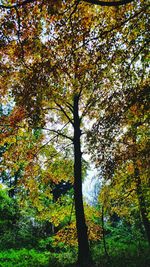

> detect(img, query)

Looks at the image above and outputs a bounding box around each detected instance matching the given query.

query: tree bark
[73,94,91,267]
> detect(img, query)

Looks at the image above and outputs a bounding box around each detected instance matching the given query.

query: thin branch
[34,134,59,157]
[72,6,145,53]
[113,188,136,205]
[0,122,73,141]
[49,129,73,141]
[43,104,74,114]
[123,188,136,200]
[38,122,73,141]
[80,77,103,119]
[128,41,149,69]
[42,107,61,112]
[42,121,70,131]
[90,7,145,41]
[66,102,74,113]
[41,142,73,166]
[55,101,74,126]
[82,0,134,6]
[68,0,80,20]
[81,96,96,119]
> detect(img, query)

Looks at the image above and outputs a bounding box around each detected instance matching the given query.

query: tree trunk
[101,206,109,257]
[73,94,91,267]
[134,166,150,246]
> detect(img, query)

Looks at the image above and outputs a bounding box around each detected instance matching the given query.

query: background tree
[89,78,150,243]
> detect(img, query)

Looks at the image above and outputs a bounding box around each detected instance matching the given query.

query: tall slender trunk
[9,171,18,198]
[101,206,109,257]
[73,94,91,267]
[134,166,150,246]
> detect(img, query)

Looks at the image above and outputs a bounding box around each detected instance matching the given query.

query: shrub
[0,249,50,267]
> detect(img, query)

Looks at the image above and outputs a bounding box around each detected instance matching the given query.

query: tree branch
[82,0,134,6]
[89,7,145,43]
[43,128,73,142]
[81,96,97,119]
[68,0,80,20]
[41,142,73,165]
[0,0,134,9]
[55,101,74,126]
[66,102,74,113]
[0,123,73,141]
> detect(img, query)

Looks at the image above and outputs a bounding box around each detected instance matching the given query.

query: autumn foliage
[0,0,150,266]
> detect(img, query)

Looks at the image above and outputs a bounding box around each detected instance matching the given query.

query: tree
[90,79,150,244]
[0,0,149,265]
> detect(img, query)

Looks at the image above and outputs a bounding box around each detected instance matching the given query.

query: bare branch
[82,0,134,6]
